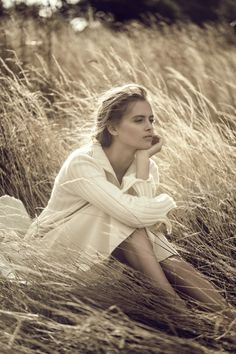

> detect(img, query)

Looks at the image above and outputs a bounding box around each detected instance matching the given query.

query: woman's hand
[135,134,163,179]
[136,134,164,158]
[148,135,164,157]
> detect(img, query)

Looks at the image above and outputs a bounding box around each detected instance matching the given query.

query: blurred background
[1,0,236,29]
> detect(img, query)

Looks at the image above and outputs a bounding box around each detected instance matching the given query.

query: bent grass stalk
[0,17,235,353]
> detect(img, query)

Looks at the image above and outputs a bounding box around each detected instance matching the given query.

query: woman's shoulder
[61,142,101,174]
[68,143,94,159]
[54,145,99,183]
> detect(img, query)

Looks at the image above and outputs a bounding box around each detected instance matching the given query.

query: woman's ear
[107,122,118,136]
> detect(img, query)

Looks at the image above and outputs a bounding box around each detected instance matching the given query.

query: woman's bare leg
[112,228,183,303]
[160,255,232,313]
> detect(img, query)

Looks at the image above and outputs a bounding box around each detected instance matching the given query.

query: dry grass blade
[0,17,235,353]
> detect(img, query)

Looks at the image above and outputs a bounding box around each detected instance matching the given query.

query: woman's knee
[122,228,156,263]
[123,228,152,250]
[111,228,143,262]
[111,228,155,269]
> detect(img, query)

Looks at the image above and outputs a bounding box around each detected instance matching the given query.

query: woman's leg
[160,255,231,312]
[111,228,184,304]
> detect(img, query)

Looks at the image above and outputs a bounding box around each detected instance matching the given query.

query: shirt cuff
[155,216,173,235]
[154,193,177,234]
[121,173,156,197]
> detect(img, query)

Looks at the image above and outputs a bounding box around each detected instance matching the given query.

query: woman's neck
[103,142,135,177]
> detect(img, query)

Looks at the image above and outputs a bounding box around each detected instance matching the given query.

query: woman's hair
[91,83,152,147]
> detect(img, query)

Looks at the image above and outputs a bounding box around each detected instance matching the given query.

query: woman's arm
[62,154,176,229]
[134,139,174,234]
[135,152,150,180]
[121,158,158,198]
[131,135,164,198]
[135,134,163,180]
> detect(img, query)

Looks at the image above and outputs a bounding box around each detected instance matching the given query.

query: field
[0,15,236,353]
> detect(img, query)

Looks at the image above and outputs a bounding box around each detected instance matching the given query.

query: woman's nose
[145,121,153,131]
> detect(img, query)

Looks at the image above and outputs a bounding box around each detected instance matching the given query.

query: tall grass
[0,15,236,352]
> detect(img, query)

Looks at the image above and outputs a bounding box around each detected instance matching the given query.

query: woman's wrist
[135,153,149,180]
[135,150,150,159]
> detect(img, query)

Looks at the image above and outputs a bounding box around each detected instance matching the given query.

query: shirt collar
[91,140,136,181]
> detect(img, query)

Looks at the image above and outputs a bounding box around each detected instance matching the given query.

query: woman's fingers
[152,135,160,145]
[147,135,164,156]
[135,135,165,157]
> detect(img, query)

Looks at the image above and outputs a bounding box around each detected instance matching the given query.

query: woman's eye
[135,118,155,123]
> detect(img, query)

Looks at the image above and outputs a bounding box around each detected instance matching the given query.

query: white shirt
[25,140,179,268]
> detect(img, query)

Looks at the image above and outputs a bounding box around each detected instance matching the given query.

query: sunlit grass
[0,15,235,353]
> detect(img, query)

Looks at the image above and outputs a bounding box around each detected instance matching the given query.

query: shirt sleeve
[121,158,159,198]
[121,159,173,234]
[62,154,177,229]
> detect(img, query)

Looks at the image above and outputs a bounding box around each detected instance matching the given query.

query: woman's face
[110,100,156,150]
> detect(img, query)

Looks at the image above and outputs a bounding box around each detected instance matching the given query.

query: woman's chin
[136,143,151,150]
[143,140,152,146]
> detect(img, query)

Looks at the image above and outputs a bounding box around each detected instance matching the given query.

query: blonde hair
[91,83,151,147]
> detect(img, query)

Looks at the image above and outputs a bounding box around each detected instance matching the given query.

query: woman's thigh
[111,227,179,267]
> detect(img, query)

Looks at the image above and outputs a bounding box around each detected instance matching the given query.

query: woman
[24,83,232,314]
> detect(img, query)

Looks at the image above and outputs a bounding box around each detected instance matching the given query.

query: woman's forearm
[135,153,150,180]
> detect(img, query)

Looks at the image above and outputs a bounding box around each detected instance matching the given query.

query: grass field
[0,15,236,353]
